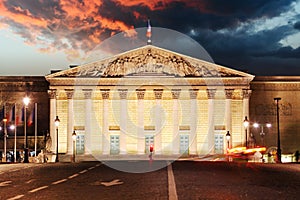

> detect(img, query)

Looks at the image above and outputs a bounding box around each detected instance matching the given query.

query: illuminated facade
[46,45,255,157]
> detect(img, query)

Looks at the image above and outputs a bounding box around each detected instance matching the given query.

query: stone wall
[250,76,300,154]
[0,76,49,152]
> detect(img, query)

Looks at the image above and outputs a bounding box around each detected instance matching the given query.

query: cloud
[0,0,299,75]
[294,21,300,30]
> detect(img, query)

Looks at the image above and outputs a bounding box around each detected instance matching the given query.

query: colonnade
[48,88,251,155]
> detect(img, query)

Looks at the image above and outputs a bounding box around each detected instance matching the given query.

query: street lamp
[23,96,30,163]
[54,116,60,162]
[274,97,281,163]
[243,116,249,148]
[3,118,7,162]
[226,131,231,149]
[253,122,271,146]
[72,130,77,163]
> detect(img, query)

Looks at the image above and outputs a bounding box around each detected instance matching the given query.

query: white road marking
[26,179,35,184]
[68,173,79,179]
[7,194,24,200]
[79,169,88,174]
[101,179,123,187]
[5,163,102,199]
[52,179,67,185]
[0,181,12,187]
[167,163,178,200]
[29,185,48,193]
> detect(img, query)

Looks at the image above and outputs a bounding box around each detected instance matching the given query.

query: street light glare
[266,123,272,128]
[23,97,30,106]
[54,116,60,127]
[10,125,15,130]
[72,130,77,141]
[253,123,259,128]
[243,117,249,128]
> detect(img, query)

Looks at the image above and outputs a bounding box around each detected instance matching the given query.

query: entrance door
[76,134,85,154]
[110,135,120,155]
[180,135,189,155]
[145,135,154,153]
[214,134,224,154]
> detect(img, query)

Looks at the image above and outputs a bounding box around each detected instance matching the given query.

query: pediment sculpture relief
[59,47,242,78]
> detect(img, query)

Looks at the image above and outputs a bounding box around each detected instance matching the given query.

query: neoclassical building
[45,45,255,157]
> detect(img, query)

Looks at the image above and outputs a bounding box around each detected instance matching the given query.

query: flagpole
[34,103,37,157]
[3,104,7,162]
[14,103,17,162]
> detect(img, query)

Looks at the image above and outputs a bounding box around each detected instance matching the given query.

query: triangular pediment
[46,45,254,79]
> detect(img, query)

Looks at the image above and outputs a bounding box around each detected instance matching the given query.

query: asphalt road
[0,161,299,200]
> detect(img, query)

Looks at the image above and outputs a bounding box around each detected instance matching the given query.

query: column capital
[101,89,110,99]
[242,89,252,99]
[153,89,163,99]
[206,89,216,99]
[136,89,146,100]
[83,89,93,99]
[118,89,128,99]
[171,89,181,99]
[225,89,234,99]
[48,89,57,99]
[189,89,199,99]
[65,89,74,99]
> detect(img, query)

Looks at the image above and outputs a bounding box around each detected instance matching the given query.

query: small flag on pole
[8,105,15,123]
[16,107,24,126]
[146,19,152,44]
[0,105,4,121]
[28,107,35,127]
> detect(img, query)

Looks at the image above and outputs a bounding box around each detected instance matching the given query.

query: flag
[8,105,15,123]
[28,107,35,126]
[16,107,24,126]
[146,19,151,38]
[0,105,4,121]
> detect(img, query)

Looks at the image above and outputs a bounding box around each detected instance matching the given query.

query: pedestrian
[294,150,299,163]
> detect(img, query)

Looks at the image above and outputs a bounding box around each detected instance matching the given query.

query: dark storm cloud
[0,0,299,75]
[294,21,300,30]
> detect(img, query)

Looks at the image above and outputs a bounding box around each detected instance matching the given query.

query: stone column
[83,89,92,154]
[101,89,110,155]
[225,89,234,148]
[154,89,163,154]
[172,89,181,155]
[207,89,216,154]
[136,89,146,154]
[65,89,74,154]
[118,89,128,155]
[48,89,57,153]
[242,89,251,146]
[189,89,198,155]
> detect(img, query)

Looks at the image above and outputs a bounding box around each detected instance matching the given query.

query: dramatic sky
[0,0,300,75]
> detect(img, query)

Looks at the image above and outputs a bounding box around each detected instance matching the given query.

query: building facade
[1,46,299,159]
[46,45,254,157]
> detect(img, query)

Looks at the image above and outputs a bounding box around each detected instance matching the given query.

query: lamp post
[243,116,249,148]
[253,122,271,146]
[226,131,231,149]
[54,116,60,162]
[23,96,30,163]
[72,130,77,163]
[274,97,281,163]
[3,118,7,162]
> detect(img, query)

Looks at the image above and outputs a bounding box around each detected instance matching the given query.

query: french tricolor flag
[16,107,24,126]
[146,19,151,38]
[28,107,35,127]
[8,105,15,123]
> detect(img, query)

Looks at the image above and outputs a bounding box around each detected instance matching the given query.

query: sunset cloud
[0,0,299,75]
